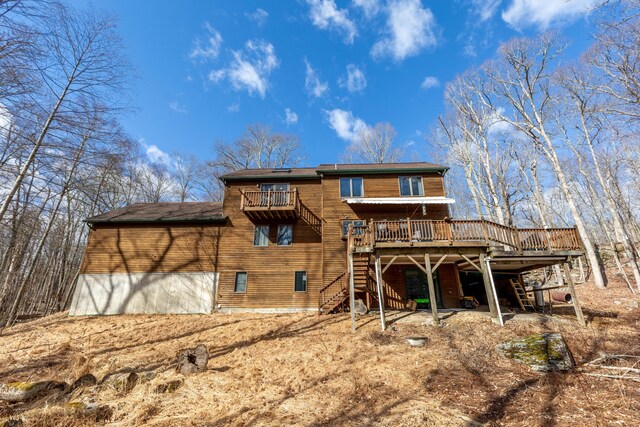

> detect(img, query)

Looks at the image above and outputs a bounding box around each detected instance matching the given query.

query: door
[405,268,443,309]
[260,183,290,206]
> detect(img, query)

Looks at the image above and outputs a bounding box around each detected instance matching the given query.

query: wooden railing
[319,271,348,312]
[349,218,582,253]
[240,189,299,210]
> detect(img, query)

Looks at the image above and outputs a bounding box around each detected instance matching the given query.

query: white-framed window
[339,177,364,198]
[294,271,307,292]
[277,225,293,246]
[253,225,269,247]
[341,219,366,238]
[399,176,424,196]
[234,272,247,293]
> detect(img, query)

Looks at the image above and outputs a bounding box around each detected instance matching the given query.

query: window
[253,225,269,246]
[294,271,307,292]
[339,177,364,198]
[399,176,424,196]
[234,272,247,293]
[341,219,366,238]
[259,183,290,206]
[277,225,293,246]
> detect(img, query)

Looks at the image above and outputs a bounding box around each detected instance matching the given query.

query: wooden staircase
[319,254,380,314]
[510,279,535,311]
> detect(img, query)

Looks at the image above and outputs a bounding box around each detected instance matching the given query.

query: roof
[220,167,319,181]
[86,202,226,224]
[220,162,449,181]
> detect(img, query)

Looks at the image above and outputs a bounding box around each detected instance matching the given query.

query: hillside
[0,278,638,426]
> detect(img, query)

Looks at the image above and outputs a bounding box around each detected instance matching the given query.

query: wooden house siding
[80,223,223,275]
[216,179,323,310]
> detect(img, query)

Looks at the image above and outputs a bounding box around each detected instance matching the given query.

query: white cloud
[227,103,240,113]
[371,0,438,62]
[307,0,357,44]
[246,8,269,26]
[502,0,598,30]
[208,40,279,98]
[169,100,188,114]
[326,109,369,143]
[470,0,501,22]
[339,64,367,93]
[420,76,440,90]
[189,22,223,61]
[0,104,12,138]
[145,144,171,165]
[352,0,382,18]
[284,108,298,125]
[305,59,329,98]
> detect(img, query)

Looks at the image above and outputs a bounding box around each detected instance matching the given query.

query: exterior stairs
[510,278,535,311]
[319,254,380,314]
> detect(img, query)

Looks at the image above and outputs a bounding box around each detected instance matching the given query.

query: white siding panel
[70,272,217,315]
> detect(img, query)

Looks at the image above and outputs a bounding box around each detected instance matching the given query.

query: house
[70,162,584,327]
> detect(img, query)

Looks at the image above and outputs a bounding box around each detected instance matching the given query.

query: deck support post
[349,251,356,332]
[563,262,586,327]
[374,252,386,331]
[479,253,503,325]
[424,253,440,326]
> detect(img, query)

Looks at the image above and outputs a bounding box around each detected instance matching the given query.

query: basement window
[294,271,307,292]
[234,272,247,293]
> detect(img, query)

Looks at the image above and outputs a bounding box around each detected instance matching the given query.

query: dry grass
[0,277,638,426]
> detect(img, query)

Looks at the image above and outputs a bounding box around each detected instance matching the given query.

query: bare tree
[341,122,401,164]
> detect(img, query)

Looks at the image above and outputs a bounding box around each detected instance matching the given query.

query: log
[176,344,208,376]
[0,381,67,402]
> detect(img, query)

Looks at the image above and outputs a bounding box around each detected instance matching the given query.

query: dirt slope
[0,278,638,426]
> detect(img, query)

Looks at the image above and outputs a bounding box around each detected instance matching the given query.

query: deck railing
[350,218,581,253]
[240,189,299,210]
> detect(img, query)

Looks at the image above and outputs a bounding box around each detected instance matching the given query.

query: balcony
[347,219,582,254]
[240,189,300,220]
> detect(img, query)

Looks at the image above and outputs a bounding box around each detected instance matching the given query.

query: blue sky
[73,0,599,166]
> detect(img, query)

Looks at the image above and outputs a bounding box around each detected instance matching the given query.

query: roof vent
[272,168,291,173]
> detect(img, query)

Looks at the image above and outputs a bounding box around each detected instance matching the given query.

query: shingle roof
[86,202,226,224]
[219,162,448,180]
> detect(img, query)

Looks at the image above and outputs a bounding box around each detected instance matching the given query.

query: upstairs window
[277,225,293,246]
[340,177,364,198]
[253,225,269,247]
[399,176,424,196]
[341,219,366,238]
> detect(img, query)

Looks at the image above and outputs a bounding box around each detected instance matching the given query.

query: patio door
[260,183,290,206]
[405,268,443,309]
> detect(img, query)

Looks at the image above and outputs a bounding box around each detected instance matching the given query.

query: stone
[153,380,183,394]
[353,299,368,315]
[0,381,67,402]
[176,344,208,376]
[101,372,138,393]
[496,333,574,372]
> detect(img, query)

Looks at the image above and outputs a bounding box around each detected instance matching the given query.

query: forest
[0,0,639,329]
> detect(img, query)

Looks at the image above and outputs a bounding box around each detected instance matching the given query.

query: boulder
[496,333,574,372]
[353,299,368,315]
[176,344,208,376]
[101,372,138,393]
[0,381,67,402]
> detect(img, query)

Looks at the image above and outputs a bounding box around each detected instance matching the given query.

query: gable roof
[86,202,226,224]
[219,162,448,181]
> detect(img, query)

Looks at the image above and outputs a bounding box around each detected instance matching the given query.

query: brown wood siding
[379,264,461,310]
[321,174,449,287]
[216,179,323,309]
[80,223,222,274]
[438,264,461,308]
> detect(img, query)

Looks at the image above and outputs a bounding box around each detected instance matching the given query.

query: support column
[424,253,440,326]
[479,253,499,319]
[484,256,504,326]
[374,252,386,331]
[349,251,356,332]
[563,262,586,327]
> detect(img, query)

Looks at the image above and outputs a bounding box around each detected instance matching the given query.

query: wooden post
[349,251,356,332]
[424,253,439,326]
[479,252,499,320]
[563,262,586,327]
[484,257,504,326]
[374,252,386,331]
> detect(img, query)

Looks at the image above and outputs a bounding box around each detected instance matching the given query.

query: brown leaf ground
[0,277,638,426]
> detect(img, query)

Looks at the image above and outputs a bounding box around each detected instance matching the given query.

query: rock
[496,333,574,372]
[0,381,67,402]
[353,299,368,315]
[64,402,112,421]
[70,374,97,391]
[153,380,183,394]
[176,344,208,376]
[101,372,138,393]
